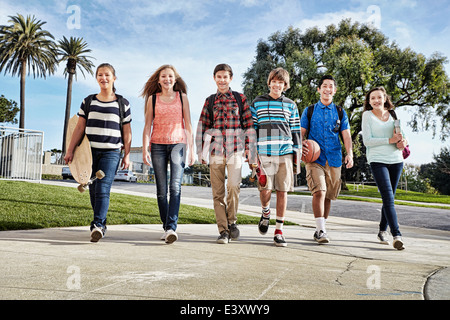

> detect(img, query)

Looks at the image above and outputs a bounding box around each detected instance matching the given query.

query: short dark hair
[213,63,233,77]
[318,75,336,88]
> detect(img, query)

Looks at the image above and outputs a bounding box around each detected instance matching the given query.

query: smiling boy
[196,63,255,244]
[300,75,353,244]
[250,67,301,247]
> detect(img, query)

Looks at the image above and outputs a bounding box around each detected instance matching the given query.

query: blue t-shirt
[300,101,350,167]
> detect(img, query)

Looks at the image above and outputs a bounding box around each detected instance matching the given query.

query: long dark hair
[364,86,395,111]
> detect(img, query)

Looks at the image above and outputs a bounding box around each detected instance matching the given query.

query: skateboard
[249,155,267,188]
[66,115,105,193]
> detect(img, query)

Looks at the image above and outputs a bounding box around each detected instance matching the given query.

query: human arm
[121,123,132,169]
[341,128,353,169]
[181,93,195,166]
[64,116,86,164]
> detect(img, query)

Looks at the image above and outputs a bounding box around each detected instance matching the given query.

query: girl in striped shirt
[65,63,132,242]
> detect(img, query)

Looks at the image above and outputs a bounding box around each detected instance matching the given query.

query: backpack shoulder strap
[389,109,397,120]
[207,94,216,124]
[83,94,96,117]
[336,105,344,121]
[152,94,157,116]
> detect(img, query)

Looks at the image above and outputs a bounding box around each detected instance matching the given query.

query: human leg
[151,144,169,231]
[370,162,403,238]
[89,148,120,240]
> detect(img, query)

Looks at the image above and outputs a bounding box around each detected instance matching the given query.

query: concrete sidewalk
[0,183,449,300]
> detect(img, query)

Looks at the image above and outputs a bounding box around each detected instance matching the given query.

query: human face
[269,79,285,99]
[369,90,386,111]
[158,68,176,92]
[96,67,116,92]
[318,79,337,105]
[214,70,232,94]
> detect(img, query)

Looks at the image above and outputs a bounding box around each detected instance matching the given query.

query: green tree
[0,14,58,129]
[243,19,450,144]
[57,36,95,153]
[420,147,450,195]
[0,94,19,124]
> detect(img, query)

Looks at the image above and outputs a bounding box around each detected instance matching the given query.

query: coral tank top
[151,92,187,145]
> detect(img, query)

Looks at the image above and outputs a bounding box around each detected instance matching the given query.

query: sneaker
[229,224,240,240]
[165,229,178,244]
[393,236,405,250]
[258,215,270,235]
[313,230,329,244]
[90,225,104,243]
[377,231,390,245]
[217,231,229,244]
[273,233,287,247]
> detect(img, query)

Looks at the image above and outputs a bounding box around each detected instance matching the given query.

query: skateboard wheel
[77,185,87,193]
[96,170,105,179]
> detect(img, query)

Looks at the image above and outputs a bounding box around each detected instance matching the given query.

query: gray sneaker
[229,224,240,240]
[217,231,229,244]
[377,231,390,245]
[313,230,329,244]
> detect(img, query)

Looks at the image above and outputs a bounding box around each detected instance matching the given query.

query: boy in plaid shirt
[196,64,256,244]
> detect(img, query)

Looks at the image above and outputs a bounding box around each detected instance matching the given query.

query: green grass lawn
[0,180,263,231]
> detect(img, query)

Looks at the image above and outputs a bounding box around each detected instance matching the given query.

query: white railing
[0,126,44,182]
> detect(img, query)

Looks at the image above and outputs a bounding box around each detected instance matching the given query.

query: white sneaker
[90,226,104,243]
[393,236,405,250]
[160,231,167,241]
[165,229,178,244]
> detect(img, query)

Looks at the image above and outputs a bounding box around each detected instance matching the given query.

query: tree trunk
[19,59,26,129]
[62,71,74,154]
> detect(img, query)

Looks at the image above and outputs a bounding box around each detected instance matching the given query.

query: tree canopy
[243,19,450,143]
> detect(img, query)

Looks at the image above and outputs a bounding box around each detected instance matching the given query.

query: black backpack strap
[305,104,315,139]
[389,109,397,120]
[83,94,96,117]
[232,91,244,123]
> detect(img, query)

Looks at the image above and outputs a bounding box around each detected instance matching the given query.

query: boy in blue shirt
[300,75,353,243]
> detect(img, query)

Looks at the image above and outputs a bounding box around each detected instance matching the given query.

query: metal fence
[0,126,44,182]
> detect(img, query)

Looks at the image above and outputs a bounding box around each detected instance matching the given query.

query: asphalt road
[105,181,450,231]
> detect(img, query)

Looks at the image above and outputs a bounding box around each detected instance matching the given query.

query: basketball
[301,140,320,163]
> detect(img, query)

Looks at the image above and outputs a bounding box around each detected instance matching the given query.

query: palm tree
[57,36,95,153]
[0,14,58,129]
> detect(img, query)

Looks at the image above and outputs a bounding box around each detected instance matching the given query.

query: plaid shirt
[196,88,256,159]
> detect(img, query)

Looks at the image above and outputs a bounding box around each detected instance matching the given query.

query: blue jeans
[370,162,403,237]
[89,148,121,231]
[151,143,186,231]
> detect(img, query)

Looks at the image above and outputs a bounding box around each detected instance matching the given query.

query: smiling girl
[141,65,194,244]
[64,63,132,242]
[362,86,408,250]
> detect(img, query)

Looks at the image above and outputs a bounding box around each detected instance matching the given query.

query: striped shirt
[78,95,132,149]
[250,94,301,156]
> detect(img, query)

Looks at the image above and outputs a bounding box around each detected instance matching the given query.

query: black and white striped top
[78,95,132,149]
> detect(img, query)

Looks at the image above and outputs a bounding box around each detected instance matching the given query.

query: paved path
[0,180,448,302]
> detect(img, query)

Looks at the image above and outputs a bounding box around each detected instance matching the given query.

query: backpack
[83,93,126,137]
[305,103,344,141]
[207,91,244,126]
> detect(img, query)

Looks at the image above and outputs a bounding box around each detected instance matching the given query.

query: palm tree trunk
[19,59,26,129]
[62,72,74,154]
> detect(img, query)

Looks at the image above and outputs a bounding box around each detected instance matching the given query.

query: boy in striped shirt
[250,67,301,247]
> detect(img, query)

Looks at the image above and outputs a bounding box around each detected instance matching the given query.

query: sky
[1,0,449,169]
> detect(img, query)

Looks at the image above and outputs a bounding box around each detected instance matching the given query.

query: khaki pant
[305,161,342,200]
[210,153,243,233]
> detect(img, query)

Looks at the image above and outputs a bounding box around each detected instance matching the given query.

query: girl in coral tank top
[142,65,195,244]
